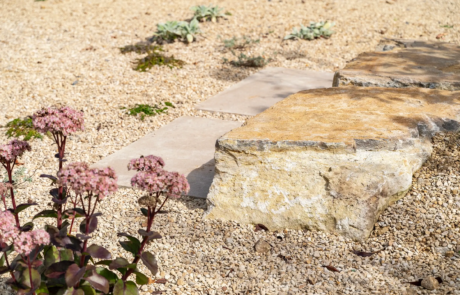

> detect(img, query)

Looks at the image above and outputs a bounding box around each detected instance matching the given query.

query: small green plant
[223,51,272,68]
[440,24,454,28]
[285,21,335,40]
[191,5,227,22]
[120,45,185,71]
[153,19,201,43]
[121,102,175,120]
[222,35,260,51]
[4,117,43,141]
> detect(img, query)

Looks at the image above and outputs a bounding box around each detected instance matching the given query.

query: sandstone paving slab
[92,116,242,198]
[205,87,460,240]
[196,67,334,116]
[334,39,460,90]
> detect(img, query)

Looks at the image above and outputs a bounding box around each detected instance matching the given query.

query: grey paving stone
[91,116,242,198]
[196,67,334,116]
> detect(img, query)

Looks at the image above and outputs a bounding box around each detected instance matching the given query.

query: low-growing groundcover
[119,44,185,71]
[0,106,189,294]
[121,102,175,121]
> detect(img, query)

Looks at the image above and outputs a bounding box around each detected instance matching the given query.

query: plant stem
[55,132,67,230]
[122,194,168,281]
[3,253,16,283]
[6,162,20,227]
[26,256,35,295]
[79,195,98,268]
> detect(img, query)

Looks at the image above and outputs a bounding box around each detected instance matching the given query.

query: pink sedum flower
[14,229,50,256]
[0,139,31,163]
[33,106,84,136]
[31,229,50,246]
[59,162,118,199]
[128,155,165,173]
[14,232,34,255]
[166,172,190,198]
[131,170,189,198]
[0,210,19,243]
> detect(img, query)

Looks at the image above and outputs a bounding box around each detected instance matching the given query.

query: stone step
[205,87,460,240]
[334,39,460,90]
[196,67,334,116]
[91,116,242,198]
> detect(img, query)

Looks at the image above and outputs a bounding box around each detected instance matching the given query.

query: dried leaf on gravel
[351,248,385,257]
[322,265,341,272]
[254,223,269,232]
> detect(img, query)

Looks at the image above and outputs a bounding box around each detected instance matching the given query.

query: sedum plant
[4,117,44,141]
[0,106,190,294]
[153,19,201,43]
[191,5,227,22]
[284,21,335,40]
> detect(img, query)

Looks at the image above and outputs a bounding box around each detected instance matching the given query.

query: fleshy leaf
[140,208,148,217]
[84,270,109,294]
[65,264,86,287]
[80,215,98,234]
[96,267,118,285]
[33,210,58,219]
[141,252,158,276]
[87,244,112,260]
[109,257,130,270]
[19,268,41,289]
[138,229,162,241]
[79,285,97,295]
[63,287,85,295]
[113,280,139,295]
[19,222,34,232]
[40,174,57,183]
[14,203,37,214]
[45,261,75,278]
[134,271,149,285]
[36,282,49,295]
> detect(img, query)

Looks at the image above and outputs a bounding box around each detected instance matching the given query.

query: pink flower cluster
[0,210,18,244]
[130,155,189,199]
[59,162,118,199]
[14,229,50,255]
[127,155,165,172]
[32,106,84,136]
[0,139,31,163]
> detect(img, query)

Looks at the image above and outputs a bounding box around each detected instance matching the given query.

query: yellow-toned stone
[333,39,460,90]
[205,87,460,240]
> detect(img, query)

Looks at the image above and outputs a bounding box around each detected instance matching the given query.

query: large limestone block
[333,39,460,90]
[205,87,460,240]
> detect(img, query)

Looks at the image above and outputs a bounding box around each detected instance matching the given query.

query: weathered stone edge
[332,71,460,91]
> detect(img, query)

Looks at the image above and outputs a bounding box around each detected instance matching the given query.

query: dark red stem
[6,161,20,227]
[3,253,16,283]
[26,256,35,294]
[122,193,169,281]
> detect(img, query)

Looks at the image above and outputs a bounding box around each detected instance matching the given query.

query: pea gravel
[1,0,460,294]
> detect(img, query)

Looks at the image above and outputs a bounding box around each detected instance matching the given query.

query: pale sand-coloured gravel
[1,0,460,294]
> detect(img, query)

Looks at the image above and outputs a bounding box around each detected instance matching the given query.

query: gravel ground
[1,0,460,294]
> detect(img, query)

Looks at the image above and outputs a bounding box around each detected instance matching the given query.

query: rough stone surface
[196,67,334,116]
[333,39,460,90]
[205,87,460,240]
[421,276,440,290]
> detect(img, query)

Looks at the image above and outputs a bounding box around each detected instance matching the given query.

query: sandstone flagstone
[196,67,334,116]
[205,87,460,240]
[91,116,242,198]
[333,39,460,90]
